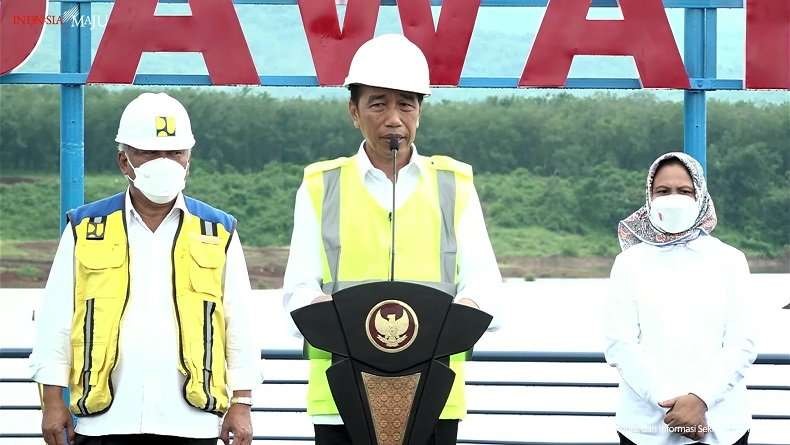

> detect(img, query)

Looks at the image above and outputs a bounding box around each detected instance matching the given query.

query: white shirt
[283,143,503,425]
[30,191,260,438]
[604,235,758,445]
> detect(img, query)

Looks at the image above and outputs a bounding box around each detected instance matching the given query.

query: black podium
[291,281,492,445]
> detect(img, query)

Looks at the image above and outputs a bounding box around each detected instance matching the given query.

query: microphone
[388,135,399,281]
[389,135,400,152]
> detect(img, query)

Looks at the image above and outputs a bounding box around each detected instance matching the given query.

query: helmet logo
[155,116,176,137]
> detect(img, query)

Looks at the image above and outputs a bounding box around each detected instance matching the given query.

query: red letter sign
[521,0,689,88]
[87,0,258,85]
[398,0,481,86]
[0,0,47,75]
[746,0,790,89]
[298,0,379,85]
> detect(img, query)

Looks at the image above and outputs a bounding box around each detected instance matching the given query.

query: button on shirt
[604,236,758,445]
[283,143,503,425]
[30,191,259,438]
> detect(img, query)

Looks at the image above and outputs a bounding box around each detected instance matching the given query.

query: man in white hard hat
[30,93,259,445]
[283,34,502,444]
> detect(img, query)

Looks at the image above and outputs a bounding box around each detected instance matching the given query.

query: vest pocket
[75,241,126,300]
[186,341,207,384]
[69,341,107,415]
[87,345,107,386]
[189,240,224,298]
[185,339,217,412]
[76,241,126,269]
[182,298,223,412]
[70,343,108,386]
[69,344,86,388]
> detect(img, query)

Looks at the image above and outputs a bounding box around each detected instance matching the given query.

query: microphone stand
[389,136,399,282]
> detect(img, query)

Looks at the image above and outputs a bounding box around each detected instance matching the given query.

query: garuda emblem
[365,300,418,353]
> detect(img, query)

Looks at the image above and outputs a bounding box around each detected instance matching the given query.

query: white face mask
[125,155,187,204]
[649,194,698,234]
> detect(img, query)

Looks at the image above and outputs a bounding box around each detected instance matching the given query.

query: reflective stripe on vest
[203,301,217,413]
[303,155,472,419]
[68,195,234,416]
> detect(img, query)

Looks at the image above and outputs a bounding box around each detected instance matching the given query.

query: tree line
[0,86,788,254]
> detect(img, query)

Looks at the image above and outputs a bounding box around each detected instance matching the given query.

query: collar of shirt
[646,233,713,255]
[124,187,187,229]
[353,140,424,182]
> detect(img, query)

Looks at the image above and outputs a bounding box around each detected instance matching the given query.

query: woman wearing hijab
[605,152,757,445]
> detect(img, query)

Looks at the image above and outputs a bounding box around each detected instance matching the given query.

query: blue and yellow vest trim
[66,192,236,416]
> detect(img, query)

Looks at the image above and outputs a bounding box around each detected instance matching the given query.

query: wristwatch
[230,396,253,406]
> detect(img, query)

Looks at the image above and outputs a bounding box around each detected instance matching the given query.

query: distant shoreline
[2,241,786,289]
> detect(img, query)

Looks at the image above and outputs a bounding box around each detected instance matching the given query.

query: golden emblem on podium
[366,300,419,353]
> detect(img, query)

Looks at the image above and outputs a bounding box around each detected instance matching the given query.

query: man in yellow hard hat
[283,34,502,445]
[30,93,259,445]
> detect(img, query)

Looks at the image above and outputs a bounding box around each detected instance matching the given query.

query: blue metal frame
[56,1,92,412]
[0,2,748,433]
[58,1,89,232]
[0,0,742,221]
[683,7,718,174]
[0,73,745,90]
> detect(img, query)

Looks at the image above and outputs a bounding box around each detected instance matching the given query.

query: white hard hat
[343,34,431,96]
[115,92,195,151]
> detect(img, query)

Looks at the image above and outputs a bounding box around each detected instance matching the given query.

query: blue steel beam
[0,73,745,90]
[683,8,713,173]
[59,1,90,416]
[59,2,86,232]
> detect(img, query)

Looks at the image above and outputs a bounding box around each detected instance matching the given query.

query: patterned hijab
[618,152,717,251]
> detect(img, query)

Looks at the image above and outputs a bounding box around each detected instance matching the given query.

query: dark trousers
[74,434,217,445]
[315,420,459,445]
[618,431,749,445]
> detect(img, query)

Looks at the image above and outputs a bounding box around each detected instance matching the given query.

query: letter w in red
[521,0,689,89]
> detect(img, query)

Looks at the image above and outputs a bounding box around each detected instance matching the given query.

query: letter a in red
[521,0,689,89]
[87,0,258,85]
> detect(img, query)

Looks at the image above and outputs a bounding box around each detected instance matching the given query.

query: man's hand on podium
[456,298,479,309]
[311,294,333,304]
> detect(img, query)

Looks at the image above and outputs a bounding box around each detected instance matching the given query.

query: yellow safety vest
[303,154,474,419]
[66,193,235,416]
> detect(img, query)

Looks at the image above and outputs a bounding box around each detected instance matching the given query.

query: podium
[291,281,492,445]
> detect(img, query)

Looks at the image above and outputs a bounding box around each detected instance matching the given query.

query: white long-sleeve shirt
[604,235,758,445]
[283,143,503,424]
[30,191,260,438]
